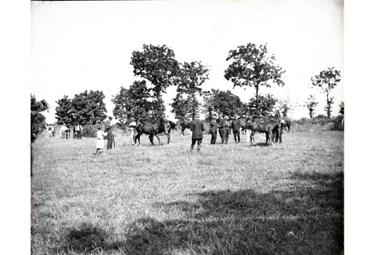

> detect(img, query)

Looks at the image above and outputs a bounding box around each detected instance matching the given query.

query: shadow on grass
[60,172,343,255]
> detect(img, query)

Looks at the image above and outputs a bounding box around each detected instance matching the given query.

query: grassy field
[31,130,343,255]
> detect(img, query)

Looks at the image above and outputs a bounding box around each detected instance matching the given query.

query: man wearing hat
[218,115,226,144]
[224,116,231,144]
[128,118,137,145]
[231,115,241,143]
[189,113,205,152]
[209,113,218,144]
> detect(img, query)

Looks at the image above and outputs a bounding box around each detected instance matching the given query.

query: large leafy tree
[224,43,285,97]
[71,90,107,124]
[112,80,153,123]
[247,94,278,118]
[171,61,209,120]
[130,44,179,117]
[31,95,49,142]
[305,95,318,119]
[311,67,341,118]
[55,90,107,125]
[55,95,73,126]
[202,89,243,118]
[171,94,191,120]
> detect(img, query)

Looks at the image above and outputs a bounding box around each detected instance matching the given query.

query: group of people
[209,115,248,145]
[190,114,249,152]
[95,117,116,154]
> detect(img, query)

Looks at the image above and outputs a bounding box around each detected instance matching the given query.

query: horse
[135,117,176,146]
[245,118,282,146]
[178,119,192,135]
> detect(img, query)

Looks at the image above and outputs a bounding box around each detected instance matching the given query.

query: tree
[72,90,107,125]
[305,95,318,119]
[55,90,107,126]
[55,95,73,125]
[202,89,243,118]
[276,99,292,118]
[112,80,153,123]
[224,43,285,98]
[31,95,49,142]
[171,61,209,120]
[130,44,180,117]
[171,94,191,120]
[247,94,278,118]
[311,67,341,118]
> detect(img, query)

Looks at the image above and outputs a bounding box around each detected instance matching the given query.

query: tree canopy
[31,95,49,142]
[247,94,278,118]
[311,67,341,118]
[112,80,153,123]
[55,90,107,126]
[224,43,285,97]
[171,61,209,120]
[305,95,318,119]
[130,44,179,117]
[202,89,243,118]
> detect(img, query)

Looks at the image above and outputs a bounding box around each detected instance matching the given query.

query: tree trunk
[255,85,259,98]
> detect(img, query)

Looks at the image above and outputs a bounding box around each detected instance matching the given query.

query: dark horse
[245,118,282,146]
[178,119,192,135]
[135,117,176,145]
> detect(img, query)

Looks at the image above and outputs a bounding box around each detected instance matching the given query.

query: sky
[31,0,343,122]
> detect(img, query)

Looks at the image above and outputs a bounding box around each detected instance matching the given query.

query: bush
[332,115,344,131]
[82,124,98,138]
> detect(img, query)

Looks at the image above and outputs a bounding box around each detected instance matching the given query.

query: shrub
[82,124,98,138]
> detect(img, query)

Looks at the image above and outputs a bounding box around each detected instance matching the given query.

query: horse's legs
[149,134,155,145]
[155,134,161,144]
[135,133,141,146]
[250,131,254,145]
[167,133,170,144]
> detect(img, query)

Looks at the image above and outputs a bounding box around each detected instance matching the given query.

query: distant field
[31,131,343,255]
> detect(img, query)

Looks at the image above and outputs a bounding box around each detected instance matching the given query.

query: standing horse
[178,119,192,135]
[135,117,175,146]
[245,118,282,146]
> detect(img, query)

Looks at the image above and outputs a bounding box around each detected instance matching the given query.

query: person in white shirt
[128,119,137,145]
[96,126,106,154]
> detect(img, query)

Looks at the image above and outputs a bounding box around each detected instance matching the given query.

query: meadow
[31,130,343,255]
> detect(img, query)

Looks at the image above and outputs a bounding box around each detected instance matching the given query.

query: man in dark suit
[209,117,218,144]
[190,114,205,152]
[218,116,226,144]
[224,116,231,144]
[231,115,241,143]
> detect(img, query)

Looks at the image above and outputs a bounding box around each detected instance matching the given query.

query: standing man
[128,118,137,145]
[190,114,205,152]
[224,116,231,144]
[218,116,226,144]
[231,115,241,143]
[75,123,83,139]
[106,126,115,150]
[209,116,218,144]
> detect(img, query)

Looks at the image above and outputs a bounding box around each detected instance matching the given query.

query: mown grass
[31,131,343,255]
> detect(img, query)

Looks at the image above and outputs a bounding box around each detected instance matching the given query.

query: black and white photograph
[30,0,345,254]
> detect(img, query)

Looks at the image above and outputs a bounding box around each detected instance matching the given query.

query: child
[96,126,106,154]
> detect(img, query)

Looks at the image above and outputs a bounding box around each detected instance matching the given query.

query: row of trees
[53,43,342,126]
[111,43,287,123]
